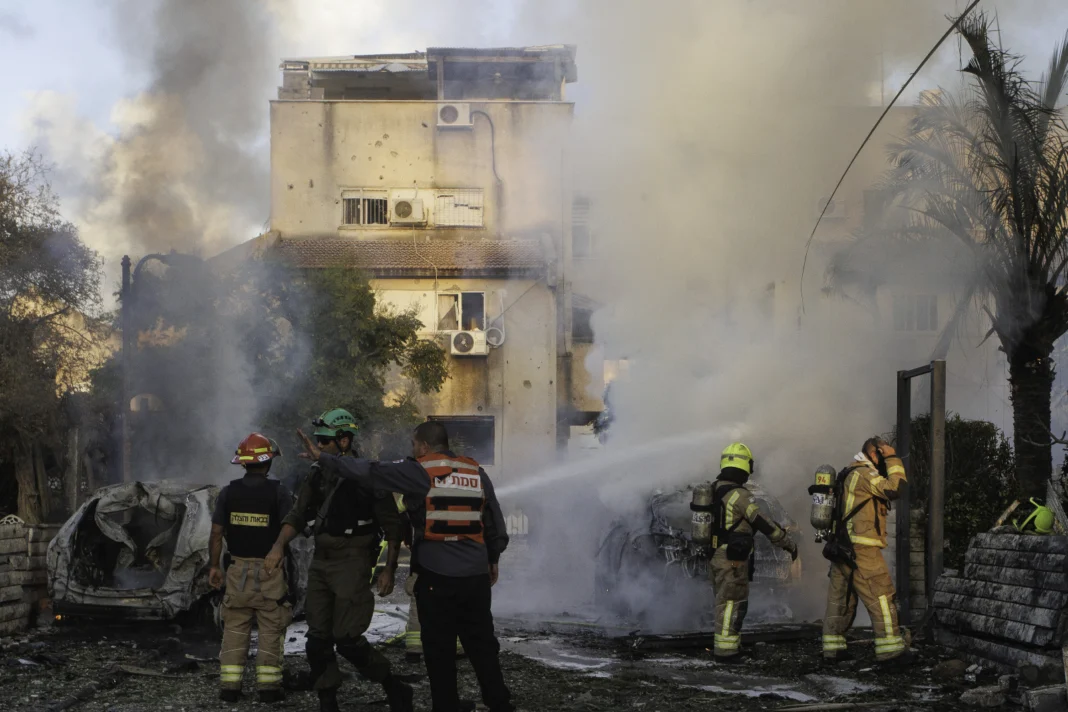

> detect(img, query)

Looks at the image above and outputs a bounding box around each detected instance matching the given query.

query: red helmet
[231,433,282,465]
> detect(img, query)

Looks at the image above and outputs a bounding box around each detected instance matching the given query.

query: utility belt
[314,532,379,560]
[716,532,755,562]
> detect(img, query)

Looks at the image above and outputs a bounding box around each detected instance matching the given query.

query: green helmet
[1014,498,1055,535]
[312,408,358,440]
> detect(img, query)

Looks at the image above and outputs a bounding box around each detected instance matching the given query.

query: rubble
[958,685,1006,708]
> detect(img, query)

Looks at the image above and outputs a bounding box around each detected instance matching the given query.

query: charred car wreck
[595,481,801,626]
[48,481,309,622]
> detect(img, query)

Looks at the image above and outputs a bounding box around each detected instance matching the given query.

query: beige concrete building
[255,46,592,484]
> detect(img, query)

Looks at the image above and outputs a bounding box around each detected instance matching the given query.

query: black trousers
[414,570,513,712]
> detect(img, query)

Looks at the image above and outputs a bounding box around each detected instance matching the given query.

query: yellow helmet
[720,442,754,474]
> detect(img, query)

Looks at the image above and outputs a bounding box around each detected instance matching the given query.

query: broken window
[892,294,938,332]
[437,292,485,331]
[572,195,592,258]
[435,189,484,227]
[461,292,485,330]
[427,415,495,465]
[437,294,459,331]
[341,190,389,226]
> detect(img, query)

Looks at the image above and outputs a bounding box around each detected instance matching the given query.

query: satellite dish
[486,326,505,348]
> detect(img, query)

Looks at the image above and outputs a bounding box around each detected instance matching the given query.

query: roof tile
[271,238,547,277]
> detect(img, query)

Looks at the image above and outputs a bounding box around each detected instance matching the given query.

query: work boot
[218,689,243,702]
[258,688,285,703]
[318,688,341,712]
[404,651,422,664]
[383,675,415,712]
[713,653,744,665]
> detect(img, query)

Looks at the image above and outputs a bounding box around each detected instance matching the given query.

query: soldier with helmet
[708,442,798,662]
[208,433,293,703]
[263,408,411,712]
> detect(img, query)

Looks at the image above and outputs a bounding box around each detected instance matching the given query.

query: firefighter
[298,420,515,712]
[821,437,908,663]
[708,442,797,662]
[263,409,412,712]
[208,433,293,703]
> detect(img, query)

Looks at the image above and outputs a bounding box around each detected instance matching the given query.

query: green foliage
[103,260,448,483]
[0,150,103,447]
[903,413,1015,570]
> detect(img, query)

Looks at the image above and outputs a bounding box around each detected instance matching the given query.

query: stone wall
[0,517,59,636]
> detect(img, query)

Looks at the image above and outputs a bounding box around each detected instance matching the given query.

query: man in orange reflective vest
[298,421,513,712]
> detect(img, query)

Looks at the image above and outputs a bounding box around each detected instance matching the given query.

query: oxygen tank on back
[690,483,714,547]
[808,465,837,542]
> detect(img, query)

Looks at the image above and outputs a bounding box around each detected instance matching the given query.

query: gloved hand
[781,534,798,561]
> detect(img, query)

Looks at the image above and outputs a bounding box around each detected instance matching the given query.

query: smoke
[493,0,1015,628]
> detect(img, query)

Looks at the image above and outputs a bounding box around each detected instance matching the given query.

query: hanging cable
[798,0,982,316]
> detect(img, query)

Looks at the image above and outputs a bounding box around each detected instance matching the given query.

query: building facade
[263,46,583,484]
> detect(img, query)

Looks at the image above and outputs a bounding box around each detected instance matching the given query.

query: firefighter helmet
[231,433,282,465]
[312,408,358,440]
[720,442,754,474]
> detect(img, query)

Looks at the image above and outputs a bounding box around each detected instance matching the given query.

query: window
[341,189,388,226]
[435,189,484,227]
[573,307,594,343]
[893,295,938,332]
[572,195,592,259]
[427,416,495,465]
[437,292,485,331]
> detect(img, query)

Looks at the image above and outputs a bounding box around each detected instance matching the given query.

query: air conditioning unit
[390,198,426,225]
[437,102,473,129]
[816,196,847,219]
[450,330,489,357]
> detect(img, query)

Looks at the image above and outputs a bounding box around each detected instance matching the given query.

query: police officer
[264,409,412,712]
[822,437,908,663]
[298,420,514,712]
[208,433,292,703]
[709,442,797,662]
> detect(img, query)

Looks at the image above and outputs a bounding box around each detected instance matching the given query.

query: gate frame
[895,359,946,626]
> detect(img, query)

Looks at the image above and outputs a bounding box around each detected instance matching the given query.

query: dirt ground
[0,610,1036,712]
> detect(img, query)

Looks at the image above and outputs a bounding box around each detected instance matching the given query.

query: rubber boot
[219,689,243,703]
[384,675,414,712]
[318,688,341,712]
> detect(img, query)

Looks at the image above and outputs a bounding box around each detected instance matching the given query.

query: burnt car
[48,481,310,623]
[594,480,801,627]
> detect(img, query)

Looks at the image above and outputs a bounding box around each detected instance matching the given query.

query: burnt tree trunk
[1009,345,1054,498]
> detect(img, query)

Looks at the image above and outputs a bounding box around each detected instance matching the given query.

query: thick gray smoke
[493,0,1015,628]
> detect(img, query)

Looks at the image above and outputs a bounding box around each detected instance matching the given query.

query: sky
[1,0,1067,276]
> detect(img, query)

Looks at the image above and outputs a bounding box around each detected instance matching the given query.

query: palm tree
[830,13,1068,497]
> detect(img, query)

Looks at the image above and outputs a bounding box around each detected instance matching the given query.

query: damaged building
[229,46,598,490]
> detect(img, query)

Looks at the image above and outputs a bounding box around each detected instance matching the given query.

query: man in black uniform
[264,408,411,712]
[298,420,513,712]
[209,433,293,703]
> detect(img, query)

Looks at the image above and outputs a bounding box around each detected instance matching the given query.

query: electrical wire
[798,0,983,316]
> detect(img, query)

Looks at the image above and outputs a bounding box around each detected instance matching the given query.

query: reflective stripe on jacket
[841,456,906,548]
[419,453,486,544]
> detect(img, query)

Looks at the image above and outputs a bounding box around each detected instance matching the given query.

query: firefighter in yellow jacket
[709,442,797,661]
[822,437,908,663]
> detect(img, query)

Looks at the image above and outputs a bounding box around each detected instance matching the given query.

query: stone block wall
[0,517,60,636]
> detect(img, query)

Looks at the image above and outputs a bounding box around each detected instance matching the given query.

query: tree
[0,151,104,521]
[106,259,447,484]
[831,13,1068,496]
[904,414,1015,570]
